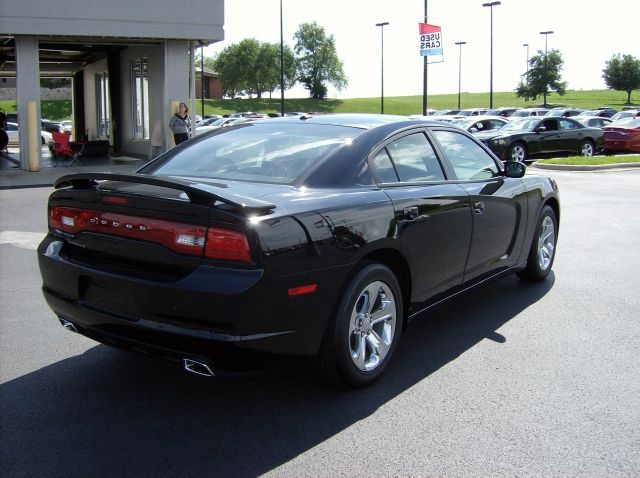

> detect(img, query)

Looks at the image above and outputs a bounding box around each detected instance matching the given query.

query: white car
[194,117,249,136]
[5,122,53,146]
[575,116,613,129]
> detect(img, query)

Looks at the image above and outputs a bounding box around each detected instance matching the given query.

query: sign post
[419,23,444,115]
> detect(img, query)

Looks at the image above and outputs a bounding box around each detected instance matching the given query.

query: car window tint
[541,119,558,131]
[386,133,445,182]
[559,119,579,130]
[371,149,399,183]
[432,130,499,181]
[144,123,360,185]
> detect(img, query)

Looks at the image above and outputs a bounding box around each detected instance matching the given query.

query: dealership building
[0,0,224,170]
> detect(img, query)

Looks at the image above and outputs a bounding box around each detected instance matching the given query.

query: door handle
[473,202,485,214]
[403,206,419,220]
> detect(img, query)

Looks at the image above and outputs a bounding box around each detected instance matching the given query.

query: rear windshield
[142,122,360,184]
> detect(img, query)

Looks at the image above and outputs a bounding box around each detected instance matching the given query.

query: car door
[558,118,582,153]
[369,130,472,305]
[430,129,528,283]
[537,118,565,153]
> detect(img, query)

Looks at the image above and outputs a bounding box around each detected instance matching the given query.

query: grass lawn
[1,89,638,119]
[540,155,640,165]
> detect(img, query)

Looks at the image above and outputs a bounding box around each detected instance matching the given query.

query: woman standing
[169,102,191,145]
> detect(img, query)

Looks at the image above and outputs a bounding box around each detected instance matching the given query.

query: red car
[603,118,640,153]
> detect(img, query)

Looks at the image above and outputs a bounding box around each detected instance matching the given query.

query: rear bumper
[38,235,345,372]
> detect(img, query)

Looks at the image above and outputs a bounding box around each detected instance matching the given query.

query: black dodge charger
[476,116,604,162]
[38,114,560,387]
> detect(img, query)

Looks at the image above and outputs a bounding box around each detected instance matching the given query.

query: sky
[203,0,639,99]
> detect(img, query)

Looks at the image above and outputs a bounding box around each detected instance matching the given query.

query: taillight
[48,206,252,262]
[205,227,251,262]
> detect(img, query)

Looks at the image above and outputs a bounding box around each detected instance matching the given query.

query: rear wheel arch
[542,197,560,234]
[358,248,412,329]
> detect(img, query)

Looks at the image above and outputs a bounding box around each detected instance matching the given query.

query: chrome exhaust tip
[59,317,78,333]
[182,358,215,378]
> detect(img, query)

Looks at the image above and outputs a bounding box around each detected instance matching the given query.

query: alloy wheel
[511,144,526,162]
[537,215,555,271]
[348,281,397,372]
[581,142,594,156]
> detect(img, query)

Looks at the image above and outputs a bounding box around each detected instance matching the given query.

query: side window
[559,118,578,130]
[541,119,558,131]
[370,149,399,183]
[432,130,499,181]
[385,133,445,182]
[489,120,505,130]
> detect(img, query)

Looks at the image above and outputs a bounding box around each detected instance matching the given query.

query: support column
[162,40,190,152]
[15,36,41,171]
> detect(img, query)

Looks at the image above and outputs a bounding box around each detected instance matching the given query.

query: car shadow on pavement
[0,274,554,477]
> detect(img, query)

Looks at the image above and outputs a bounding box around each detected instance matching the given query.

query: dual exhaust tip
[58,317,216,378]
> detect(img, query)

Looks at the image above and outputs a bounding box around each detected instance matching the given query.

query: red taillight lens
[48,206,252,262]
[205,227,251,262]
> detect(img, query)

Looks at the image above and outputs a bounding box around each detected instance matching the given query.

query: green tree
[212,43,246,98]
[254,42,297,99]
[516,49,567,104]
[602,54,640,105]
[211,40,297,99]
[294,22,347,98]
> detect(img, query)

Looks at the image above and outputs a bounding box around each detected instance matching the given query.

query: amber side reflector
[288,284,318,297]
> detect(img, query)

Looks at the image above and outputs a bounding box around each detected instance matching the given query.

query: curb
[530,161,640,171]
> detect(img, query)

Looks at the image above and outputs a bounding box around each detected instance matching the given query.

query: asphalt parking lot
[1,169,639,477]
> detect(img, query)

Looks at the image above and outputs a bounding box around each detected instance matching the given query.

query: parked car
[577,108,617,118]
[476,116,603,161]
[428,115,465,123]
[486,107,522,117]
[41,119,65,134]
[194,117,249,135]
[5,122,53,146]
[61,120,73,132]
[603,117,640,154]
[38,114,560,387]
[458,108,488,117]
[452,115,509,134]
[434,109,460,116]
[611,110,639,122]
[203,114,222,120]
[511,108,549,118]
[575,116,613,129]
[543,108,583,118]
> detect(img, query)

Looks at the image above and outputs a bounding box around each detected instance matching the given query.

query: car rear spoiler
[54,173,276,212]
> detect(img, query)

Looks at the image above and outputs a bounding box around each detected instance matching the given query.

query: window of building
[95,72,110,139]
[131,58,149,140]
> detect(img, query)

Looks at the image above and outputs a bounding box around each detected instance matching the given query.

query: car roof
[259,113,413,130]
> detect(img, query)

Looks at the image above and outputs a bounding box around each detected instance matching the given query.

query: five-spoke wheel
[315,263,402,387]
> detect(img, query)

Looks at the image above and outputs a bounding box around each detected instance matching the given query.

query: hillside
[1,89,637,120]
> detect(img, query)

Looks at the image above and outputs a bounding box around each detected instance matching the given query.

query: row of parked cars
[409,107,640,161]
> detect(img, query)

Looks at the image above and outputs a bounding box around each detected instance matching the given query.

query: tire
[509,142,527,162]
[580,140,594,157]
[517,205,558,281]
[314,263,403,387]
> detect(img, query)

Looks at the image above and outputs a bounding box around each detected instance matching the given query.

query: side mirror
[504,161,526,178]
[535,126,547,133]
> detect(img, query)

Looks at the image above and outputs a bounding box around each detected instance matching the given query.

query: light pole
[523,43,529,78]
[455,41,466,110]
[482,1,501,109]
[279,0,285,116]
[376,22,389,114]
[540,31,554,107]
